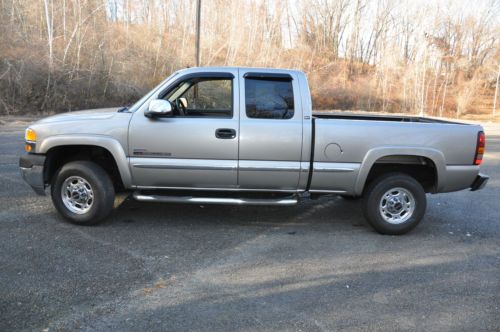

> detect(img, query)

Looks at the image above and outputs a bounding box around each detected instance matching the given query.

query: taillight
[474,131,485,165]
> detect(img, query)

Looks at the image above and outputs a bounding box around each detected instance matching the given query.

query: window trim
[244,77,295,120]
[158,72,235,119]
[243,72,293,81]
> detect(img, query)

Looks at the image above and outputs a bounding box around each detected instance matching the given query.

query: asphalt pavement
[0,119,498,331]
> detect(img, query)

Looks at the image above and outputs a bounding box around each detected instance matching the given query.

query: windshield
[128,71,179,112]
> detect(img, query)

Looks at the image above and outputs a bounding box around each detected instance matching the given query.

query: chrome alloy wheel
[379,187,415,224]
[61,176,94,214]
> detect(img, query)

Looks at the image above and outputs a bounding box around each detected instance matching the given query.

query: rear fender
[354,147,446,195]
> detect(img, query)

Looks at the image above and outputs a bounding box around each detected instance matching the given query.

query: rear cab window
[244,73,294,120]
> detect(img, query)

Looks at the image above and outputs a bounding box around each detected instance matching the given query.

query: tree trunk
[493,65,500,118]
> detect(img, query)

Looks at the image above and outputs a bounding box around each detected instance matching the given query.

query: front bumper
[19,154,46,195]
[470,173,489,191]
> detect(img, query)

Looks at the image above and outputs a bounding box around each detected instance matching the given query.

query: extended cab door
[128,69,239,189]
[237,70,304,190]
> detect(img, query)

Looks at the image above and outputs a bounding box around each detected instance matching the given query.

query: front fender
[38,134,133,188]
[354,146,446,195]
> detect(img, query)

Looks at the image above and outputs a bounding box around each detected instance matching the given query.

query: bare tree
[0,0,499,117]
[493,65,500,117]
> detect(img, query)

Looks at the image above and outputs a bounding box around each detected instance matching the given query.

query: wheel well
[364,155,437,193]
[44,145,124,191]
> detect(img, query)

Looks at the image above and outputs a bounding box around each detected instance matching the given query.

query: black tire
[51,161,115,225]
[362,172,426,235]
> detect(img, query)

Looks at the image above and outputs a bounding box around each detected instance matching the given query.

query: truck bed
[308,112,482,194]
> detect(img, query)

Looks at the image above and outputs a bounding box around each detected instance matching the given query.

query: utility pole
[195,0,201,67]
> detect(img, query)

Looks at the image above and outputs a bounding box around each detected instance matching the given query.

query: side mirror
[145,99,173,118]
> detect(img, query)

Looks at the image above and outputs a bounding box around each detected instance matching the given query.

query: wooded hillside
[0,0,499,119]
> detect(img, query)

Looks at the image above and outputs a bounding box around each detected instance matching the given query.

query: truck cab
[128,67,312,192]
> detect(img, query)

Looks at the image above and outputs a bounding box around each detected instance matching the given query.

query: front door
[128,69,239,189]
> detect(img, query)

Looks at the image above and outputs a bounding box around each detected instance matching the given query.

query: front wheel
[51,161,115,225]
[363,173,426,235]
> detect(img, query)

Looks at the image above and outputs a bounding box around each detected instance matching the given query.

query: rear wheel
[363,173,426,235]
[51,161,115,225]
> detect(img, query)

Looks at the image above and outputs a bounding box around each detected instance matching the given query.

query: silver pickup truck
[20,67,488,234]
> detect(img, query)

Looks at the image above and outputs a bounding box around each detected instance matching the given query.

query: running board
[132,191,298,206]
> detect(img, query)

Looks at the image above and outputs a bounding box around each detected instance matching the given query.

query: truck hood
[35,108,123,124]
[29,107,132,155]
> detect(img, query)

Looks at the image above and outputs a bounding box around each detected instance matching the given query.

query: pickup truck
[19,67,489,234]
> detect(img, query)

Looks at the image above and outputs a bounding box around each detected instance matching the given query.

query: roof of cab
[175,66,305,76]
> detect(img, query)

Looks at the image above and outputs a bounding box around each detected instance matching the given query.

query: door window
[165,78,232,117]
[245,78,294,119]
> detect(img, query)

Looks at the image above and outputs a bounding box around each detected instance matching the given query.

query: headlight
[25,128,37,142]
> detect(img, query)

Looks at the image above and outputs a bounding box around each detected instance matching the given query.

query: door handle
[215,128,236,139]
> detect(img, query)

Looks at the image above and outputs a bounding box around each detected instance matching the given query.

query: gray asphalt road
[1,120,499,331]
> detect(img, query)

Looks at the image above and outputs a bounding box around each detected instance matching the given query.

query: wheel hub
[387,197,403,213]
[61,176,94,214]
[379,187,415,224]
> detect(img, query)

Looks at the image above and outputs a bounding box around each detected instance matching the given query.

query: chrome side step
[132,191,298,206]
